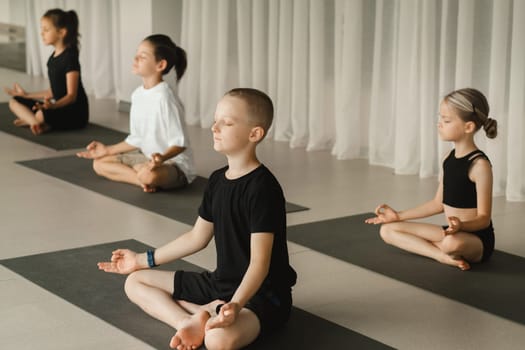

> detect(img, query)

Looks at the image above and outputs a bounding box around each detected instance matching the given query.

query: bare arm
[366,182,444,224]
[33,71,82,111]
[105,141,138,156]
[149,145,186,169]
[4,83,52,100]
[97,216,214,273]
[397,181,444,221]
[458,158,493,231]
[230,233,273,307]
[152,217,214,265]
[48,71,80,108]
[77,141,137,159]
[206,232,273,330]
[23,89,53,100]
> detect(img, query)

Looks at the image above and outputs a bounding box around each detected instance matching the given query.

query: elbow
[479,214,491,229]
[66,93,77,104]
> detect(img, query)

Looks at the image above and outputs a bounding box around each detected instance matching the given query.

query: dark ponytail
[144,34,187,81]
[43,8,80,51]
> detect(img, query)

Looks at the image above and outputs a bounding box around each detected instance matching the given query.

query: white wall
[0,0,10,24]
[9,0,25,26]
[117,0,152,102]
[117,0,183,102]
[0,0,24,25]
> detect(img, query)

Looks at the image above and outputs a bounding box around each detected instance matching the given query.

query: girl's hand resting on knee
[444,216,462,235]
[205,302,240,330]
[4,83,26,97]
[97,249,141,274]
[148,153,164,170]
[365,204,400,224]
[77,141,108,159]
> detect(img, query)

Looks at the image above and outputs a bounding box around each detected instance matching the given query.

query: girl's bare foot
[170,311,210,350]
[30,123,50,135]
[440,254,470,271]
[13,118,29,127]
[142,184,157,193]
[455,259,470,271]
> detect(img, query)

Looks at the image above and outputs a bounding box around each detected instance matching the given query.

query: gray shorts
[117,151,188,189]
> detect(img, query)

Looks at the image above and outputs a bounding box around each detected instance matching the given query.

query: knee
[124,271,142,300]
[92,159,106,176]
[8,97,18,110]
[204,331,236,350]
[137,169,157,186]
[441,236,464,255]
[379,224,394,244]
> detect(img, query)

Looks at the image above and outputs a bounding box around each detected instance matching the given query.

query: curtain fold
[24,0,525,201]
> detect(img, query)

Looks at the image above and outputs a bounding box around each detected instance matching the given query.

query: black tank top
[442,149,490,209]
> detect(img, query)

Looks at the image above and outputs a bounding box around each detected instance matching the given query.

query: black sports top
[199,165,297,293]
[47,47,88,112]
[442,149,490,209]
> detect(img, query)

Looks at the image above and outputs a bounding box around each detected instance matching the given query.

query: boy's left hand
[205,302,241,330]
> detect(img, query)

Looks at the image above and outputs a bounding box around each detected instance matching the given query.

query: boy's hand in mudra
[97,249,141,274]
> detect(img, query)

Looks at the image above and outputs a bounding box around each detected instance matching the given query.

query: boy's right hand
[365,204,400,224]
[4,83,26,97]
[77,141,108,159]
[97,249,141,274]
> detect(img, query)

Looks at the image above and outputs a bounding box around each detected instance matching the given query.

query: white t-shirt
[125,81,196,183]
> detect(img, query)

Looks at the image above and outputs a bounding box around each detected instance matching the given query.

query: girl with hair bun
[366,88,497,271]
[77,34,195,193]
[4,8,89,134]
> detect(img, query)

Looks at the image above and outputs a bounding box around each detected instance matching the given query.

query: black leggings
[14,96,88,130]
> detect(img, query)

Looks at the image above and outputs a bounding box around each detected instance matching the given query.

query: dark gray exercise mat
[287,213,525,325]
[0,102,128,150]
[0,240,391,350]
[17,155,308,225]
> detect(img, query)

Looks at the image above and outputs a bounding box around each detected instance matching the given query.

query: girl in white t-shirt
[77,34,195,192]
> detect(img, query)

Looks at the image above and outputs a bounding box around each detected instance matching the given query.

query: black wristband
[146,249,157,268]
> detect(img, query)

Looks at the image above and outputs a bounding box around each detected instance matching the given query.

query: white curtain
[25,0,525,201]
[25,0,120,99]
[178,0,525,202]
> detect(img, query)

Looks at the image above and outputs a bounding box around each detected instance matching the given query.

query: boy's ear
[249,126,265,143]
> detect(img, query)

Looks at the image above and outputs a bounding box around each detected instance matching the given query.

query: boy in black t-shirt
[98,88,297,350]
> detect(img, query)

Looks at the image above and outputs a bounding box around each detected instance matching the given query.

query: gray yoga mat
[0,102,127,150]
[17,155,209,225]
[17,155,308,225]
[287,213,525,325]
[0,240,391,350]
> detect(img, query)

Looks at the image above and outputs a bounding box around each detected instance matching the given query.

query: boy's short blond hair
[225,88,274,137]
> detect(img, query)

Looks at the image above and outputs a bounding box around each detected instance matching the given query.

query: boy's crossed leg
[125,270,260,350]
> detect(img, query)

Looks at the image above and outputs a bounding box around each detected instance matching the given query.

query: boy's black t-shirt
[47,47,88,109]
[199,165,297,293]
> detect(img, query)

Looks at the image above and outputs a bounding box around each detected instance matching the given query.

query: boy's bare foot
[13,118,29,127]
[170,311,210,349]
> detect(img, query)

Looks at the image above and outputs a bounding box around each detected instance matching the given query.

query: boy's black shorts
[173,270,292,335]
